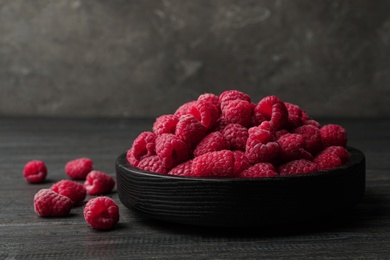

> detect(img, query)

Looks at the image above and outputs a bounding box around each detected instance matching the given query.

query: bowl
[116,147,365,227]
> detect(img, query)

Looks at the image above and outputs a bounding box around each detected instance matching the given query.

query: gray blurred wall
[1,0,389,118]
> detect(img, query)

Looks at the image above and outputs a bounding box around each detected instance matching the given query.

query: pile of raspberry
[127,90,349,178]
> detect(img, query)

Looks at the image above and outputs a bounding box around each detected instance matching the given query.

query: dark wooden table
[1,117,389,259]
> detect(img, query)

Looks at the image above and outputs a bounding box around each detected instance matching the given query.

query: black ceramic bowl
[116,147,365,227]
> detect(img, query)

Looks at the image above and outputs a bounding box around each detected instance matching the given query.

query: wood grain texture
[0,117,390,259]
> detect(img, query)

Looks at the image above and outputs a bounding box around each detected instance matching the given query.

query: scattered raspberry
[23,160,47,184]
[193,131,229,157]
[222,99,252,127]
[320,124,348,148]
[84,170,115,195]
[126,132,156,167]
[319,146,350,163]
[278,159,318,176]
[188,100,219,130]
[254,96,288,129]
[51,180,86,205]
[239,163,278,178]
[153,114,179,136]
[222,124,248,151]
[155,133,189,169]
[168,160,193,177]
[219,90,251,111]
[277,133,312,162]
[65,157,93,180]
[314,152,342,171]
[137,155,167,174]
[174,100,197,117]
[84,196,119,230]
[192,150,235,177]
[175,115,207,147]
[245,129,280,164]
[198,93,220,110]
[293,125,323,155]
[233,151,250,176]
[285,102,303,129]
[34,189,73,217]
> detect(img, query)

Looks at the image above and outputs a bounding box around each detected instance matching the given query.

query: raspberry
[304,119,321,129]
[192,150,235,177]
[155,133,189,169]
[65,157,93,180]
[137,155,167,174]
[245,129,280,164]
[23,160,47,184]
[314,152,342,171]
[239,163,278,178]
[34,189,73,217]
[277,133,312,162]
[222,99,252,127]
[126,131,156,167]
[168,160,193,177]
[319,146,350,163]
[275,129,289,139]
[51,180,86,205]
[84,196,119,230]
[219,90,251,111]
[254,96,288,129]
[84,170,115,195]
[293,125,323,155]
[211,117,230,132]
[193,131,229,157]
[233,151,250,176]
[174,100,197,117]
[222,124,248,151]
[278,159,318,176]
[285,102,303,129]
[188,100,219,130]
[153,114,179,136]
[175,115,207,147]
[198,93,220,110]
[320,124,348,147]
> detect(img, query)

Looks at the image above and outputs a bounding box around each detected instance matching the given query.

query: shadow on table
[134,188,388,238]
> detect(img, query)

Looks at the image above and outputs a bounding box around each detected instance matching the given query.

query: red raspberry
[254,96,288,129]
[239,163,278,178]
[65,157,93,180]
[198,93,220,110]
[193,131,230,157]
[219,90,251,111]
[293,125,323,155]
[211,117,230,132]
[233,151,250,176]
[168,160,193,177]
[222,99,252,127]
[192,150,235,177]
[153,114,179,136]
[175,115,207,147]
[174,100,197,117]
[304,119,321,129]
[155,133,189,169]
[84,196,119,230]
[301,110,310,121]
[126,132,156,167]
[278,159,318,176]
[222,124,248,151]
[137,155,167,174]
[84,170,115,195]
[277,133,312,162]
[34,189,73,217]
[51,180,86,205]
[188,100,219,130]
[285,102,303,129]
[320,124,348,147]
[314,152,342,171]
[23,160,47,184]
[319,146,350,163]
[245,129,280,164]
[275,129,289,139]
